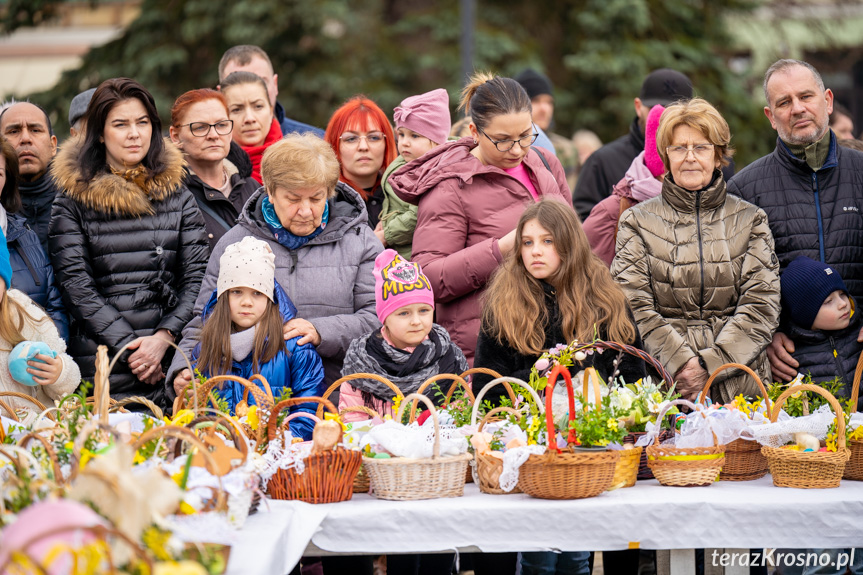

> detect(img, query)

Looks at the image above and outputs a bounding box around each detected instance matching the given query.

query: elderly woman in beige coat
[611,98,780,403]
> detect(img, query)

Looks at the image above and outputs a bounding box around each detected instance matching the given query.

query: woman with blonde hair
[390,72,571,366]
[169,133,381,396]
[612,98,781,403]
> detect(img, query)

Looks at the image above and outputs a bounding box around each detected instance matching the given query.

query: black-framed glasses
[477,125,539,152]
[180,120,234,137]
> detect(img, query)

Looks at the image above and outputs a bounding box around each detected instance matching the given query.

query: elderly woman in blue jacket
[176,236,325,440]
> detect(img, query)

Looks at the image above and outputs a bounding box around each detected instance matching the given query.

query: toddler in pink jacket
[338,249,468,421]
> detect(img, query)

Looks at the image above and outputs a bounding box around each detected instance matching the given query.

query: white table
[224,477,863,574]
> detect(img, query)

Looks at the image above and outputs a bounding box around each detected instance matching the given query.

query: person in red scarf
[324,96,396,228]
[221,71,282,184]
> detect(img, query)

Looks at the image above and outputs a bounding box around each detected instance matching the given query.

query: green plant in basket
[569,395,628,447]
[766,374,847,418]
[609,376,679,432]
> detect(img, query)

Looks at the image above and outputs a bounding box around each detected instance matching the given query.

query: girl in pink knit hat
[375,88,452,259]
[338,248,468,423]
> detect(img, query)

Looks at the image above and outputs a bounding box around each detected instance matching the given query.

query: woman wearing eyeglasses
[49,78,208,408]
[612,98,780,403]
[221,71,282,184]
[390,72,571,367]
[170,89,260,251]
[323,96,397,229]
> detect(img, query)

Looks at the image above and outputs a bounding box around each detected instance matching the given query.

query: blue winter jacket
[192,281,325,440]
[6,214,69,340]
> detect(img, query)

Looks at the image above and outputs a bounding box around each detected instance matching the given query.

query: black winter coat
[728,133,863,304]
[787,299,863,409]
[6,214,68,340]
[49,139,209,403]
[18,172,59,251]
[474,281,647,401]
[184,162,259,252]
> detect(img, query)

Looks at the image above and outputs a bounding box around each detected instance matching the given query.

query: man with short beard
[727,59,863,386]
[0,102,58,250]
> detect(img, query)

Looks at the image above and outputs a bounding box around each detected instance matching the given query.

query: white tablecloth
[225,477,863,574]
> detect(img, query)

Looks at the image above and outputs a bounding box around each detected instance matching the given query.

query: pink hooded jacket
[390,137,572,364]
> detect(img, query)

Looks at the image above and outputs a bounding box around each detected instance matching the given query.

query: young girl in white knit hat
[172,236,325,440]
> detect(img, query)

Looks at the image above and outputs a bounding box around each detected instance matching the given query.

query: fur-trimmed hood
[51,137,186,217]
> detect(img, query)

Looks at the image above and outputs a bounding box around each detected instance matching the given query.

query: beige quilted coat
[611,174,781,403]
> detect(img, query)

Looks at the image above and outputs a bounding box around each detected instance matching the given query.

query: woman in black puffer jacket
[49,78,208,407]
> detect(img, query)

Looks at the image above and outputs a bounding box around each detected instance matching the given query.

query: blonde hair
[655,98,734,172]
[261,133,341,198]
[0,291,46,350]
[481,200,636,356]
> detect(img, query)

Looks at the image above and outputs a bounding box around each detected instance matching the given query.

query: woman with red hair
[170,88,260,251]
[324,96,396,228]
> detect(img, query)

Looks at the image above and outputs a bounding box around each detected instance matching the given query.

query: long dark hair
[78,78,166,182]
[197,294,287,377]
[0,135,20,213]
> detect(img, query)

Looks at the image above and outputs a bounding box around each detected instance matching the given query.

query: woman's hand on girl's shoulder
[27,354,63,386]
[283,318,321,346]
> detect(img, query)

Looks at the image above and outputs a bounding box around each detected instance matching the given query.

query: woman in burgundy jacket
[390,72,571,365]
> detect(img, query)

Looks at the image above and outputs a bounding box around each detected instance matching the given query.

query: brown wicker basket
[647,399,726,487]
[468,376,544,492]
[340,404,383,494]
[519,365,619,500]
[361,393,471,501]
[697,362,772,481]
[626,429,673,480]
[472,406,523,494]
[266,396,361,503]
[843,351,863,481]
[762,384,851,489]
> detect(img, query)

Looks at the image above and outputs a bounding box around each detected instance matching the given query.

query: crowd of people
[0,43,862,575]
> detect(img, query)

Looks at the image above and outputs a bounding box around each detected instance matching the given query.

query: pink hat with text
[374,249,435,324]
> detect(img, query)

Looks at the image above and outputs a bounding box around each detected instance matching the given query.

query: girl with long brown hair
[475,199,645,575]
[0,229,80,412]
[172,236,324,440]
[476,198,645,393]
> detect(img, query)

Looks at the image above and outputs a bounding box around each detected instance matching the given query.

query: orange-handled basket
[762,384,850,488]
[697,362,772,481]
[518,365,619,500]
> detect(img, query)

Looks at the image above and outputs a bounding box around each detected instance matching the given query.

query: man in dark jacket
[0,102,58,250]
[572,69,694,220]
[218,45,324,138]
[727,58,863,383]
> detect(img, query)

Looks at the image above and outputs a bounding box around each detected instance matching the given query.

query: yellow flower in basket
[247,405,259,431]
[154,560,209,575]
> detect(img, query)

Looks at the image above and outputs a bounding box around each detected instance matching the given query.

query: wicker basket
[626,429,673,480]
[697,362,771,481]
[266,396,361,503]
[609,445,642,490]
[843,351,863,481]
[519,365,619,500]
[469,375,544,493]
[762,384,851,489]
[361,393,471,501]
[647,399,726,487]
[321,373,407,493]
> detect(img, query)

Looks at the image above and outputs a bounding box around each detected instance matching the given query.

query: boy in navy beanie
[780,255,862,405]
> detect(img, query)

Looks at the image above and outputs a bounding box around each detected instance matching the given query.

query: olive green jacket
[611,173,781,403]
[380,155,416,260]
